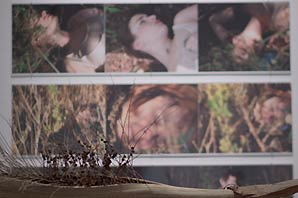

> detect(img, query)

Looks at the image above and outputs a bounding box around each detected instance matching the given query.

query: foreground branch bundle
[0,175,298,198]
[235,179,298,198]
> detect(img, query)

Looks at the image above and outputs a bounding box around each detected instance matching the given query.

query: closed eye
[139,20,145,25]
[137,15,146,26]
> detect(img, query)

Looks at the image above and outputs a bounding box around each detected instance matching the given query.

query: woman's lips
[155,19,161,24]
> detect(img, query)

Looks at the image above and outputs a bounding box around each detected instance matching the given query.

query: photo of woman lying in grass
[197,83,291,153]
[13,4,105,73]
[105,4,198,73]
[106,84,198,153]
[199,2,289,71]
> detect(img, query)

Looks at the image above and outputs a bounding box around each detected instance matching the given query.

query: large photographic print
[199,3,290,71]
[105,4,198,73]
[106,84,198,153]
[12,4,105,73]
[12,85,106,155]
[198,83,292,153]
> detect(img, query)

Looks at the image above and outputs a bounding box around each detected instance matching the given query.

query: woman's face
[116,85,197,153]
[118,96,190,152]
[253,96,287,124]
[31,10,60,46]
[231,35,262,64]
[231,35,253,63]
[129,14,168,49]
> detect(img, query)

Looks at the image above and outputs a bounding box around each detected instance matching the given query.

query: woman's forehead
[129,14,147,35]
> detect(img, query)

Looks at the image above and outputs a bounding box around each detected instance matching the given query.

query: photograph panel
[197,83,292,153]
[135,165,292,188]
[12,4,105,73]
[12,85,106,155]
[199,3,289,71]
[106,84,198,153]
[105,4,198,73]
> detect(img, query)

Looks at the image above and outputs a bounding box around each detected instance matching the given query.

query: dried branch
[235,179,298,198]
[205,115,216,152]
[199,115,212,153]
[1,175,298,198]
[240,106,266,152]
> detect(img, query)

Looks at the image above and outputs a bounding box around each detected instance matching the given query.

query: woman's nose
[41,10,48,18]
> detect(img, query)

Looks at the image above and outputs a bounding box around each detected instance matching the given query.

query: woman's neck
[144,38,172,70]
[53,30,70,47]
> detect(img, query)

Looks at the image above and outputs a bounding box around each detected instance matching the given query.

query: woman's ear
[232,36,238,45]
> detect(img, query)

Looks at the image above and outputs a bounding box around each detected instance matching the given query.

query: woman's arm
[209,7,235,43]
[174,4,198,25]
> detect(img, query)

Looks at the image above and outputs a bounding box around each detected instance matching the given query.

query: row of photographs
[135,165,292,189]
[12,3,290,73]
[12,83,292,155]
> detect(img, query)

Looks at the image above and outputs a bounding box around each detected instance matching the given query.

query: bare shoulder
[174,4,198,25]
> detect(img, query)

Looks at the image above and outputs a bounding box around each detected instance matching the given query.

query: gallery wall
[1,0,298,189]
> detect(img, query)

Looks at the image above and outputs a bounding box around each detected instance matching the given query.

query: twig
[34,46,60,73]
[240,106,266,152]
[198,115,212,153]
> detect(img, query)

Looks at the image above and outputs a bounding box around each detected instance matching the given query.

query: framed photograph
[105,4,198,73]
[12,4,105,73]
[197,83,292,153]
[106,84,198,153]
[199,2,289,71]
[12,85,106,155]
